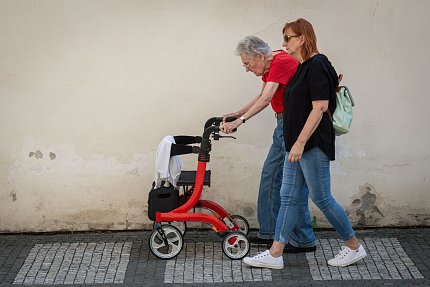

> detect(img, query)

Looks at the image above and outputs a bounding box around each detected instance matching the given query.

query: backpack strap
[328,74,344,121]
[335,74,343,92]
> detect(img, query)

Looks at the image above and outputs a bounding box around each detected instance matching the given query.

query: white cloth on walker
[154,135,181,188]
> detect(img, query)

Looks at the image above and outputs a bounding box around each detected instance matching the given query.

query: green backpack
[328,75,355,136]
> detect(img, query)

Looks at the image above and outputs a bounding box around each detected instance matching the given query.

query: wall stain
[126,168,138,176]
[9,190,17,202]
[128,201,145,208]
[348,183,384,227]
[49,152,56,160]
[67,210,124,230]
[29,150,43,159]
[35,199,44,211]
[87,222,115,230]
[241,206,255,218]
[125,213,130,229]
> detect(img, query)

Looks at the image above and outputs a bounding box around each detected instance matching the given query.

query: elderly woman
[243,19,367,269]
[221,36,316,252]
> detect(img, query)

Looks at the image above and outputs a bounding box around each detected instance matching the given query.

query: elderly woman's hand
[222,112,240,123]
[220,119,241,134]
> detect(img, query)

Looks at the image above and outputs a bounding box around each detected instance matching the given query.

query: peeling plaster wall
[1,0,429,232]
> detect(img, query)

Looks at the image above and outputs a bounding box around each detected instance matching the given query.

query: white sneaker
[243,250,284,269]
[328,245,367,267]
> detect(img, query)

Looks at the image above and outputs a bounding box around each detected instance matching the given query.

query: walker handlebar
[203,117,237,139]
[170,117,236,158]
[204,116,236,130]
[199,116,237,161]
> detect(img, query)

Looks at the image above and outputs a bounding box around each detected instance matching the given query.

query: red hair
[283,18,319,61]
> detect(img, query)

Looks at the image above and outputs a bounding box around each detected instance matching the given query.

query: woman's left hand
[288,141,305,162]
[220,119,241,134]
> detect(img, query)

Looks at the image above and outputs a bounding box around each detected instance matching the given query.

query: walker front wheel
[222,231,250,260]
[149,224,184,259]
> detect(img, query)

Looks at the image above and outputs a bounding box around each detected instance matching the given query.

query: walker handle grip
[223,117,238,133]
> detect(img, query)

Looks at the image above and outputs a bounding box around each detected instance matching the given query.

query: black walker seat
[177,170,211,187]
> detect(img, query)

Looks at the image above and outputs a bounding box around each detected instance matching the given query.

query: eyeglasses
[283,34,301,42]
[242,57,256,70]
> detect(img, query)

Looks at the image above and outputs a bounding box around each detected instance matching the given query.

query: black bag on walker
[148,182,179,221]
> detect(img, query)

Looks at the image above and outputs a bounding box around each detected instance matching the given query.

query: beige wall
[1,0,429,232]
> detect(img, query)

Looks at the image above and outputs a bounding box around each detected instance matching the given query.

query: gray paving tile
[305,237,424,280]
[0,228,429,286]
[162,242,272,283]
[12,241,132,285]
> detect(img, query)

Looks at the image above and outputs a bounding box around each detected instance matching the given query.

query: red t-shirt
[262,50,299,113]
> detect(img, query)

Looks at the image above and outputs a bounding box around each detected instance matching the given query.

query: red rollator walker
[148,117,250,260]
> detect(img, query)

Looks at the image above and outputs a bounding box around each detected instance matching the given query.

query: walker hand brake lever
[218,135,236,140]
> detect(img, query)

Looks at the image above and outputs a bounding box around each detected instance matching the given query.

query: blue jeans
[257,118,316,247]
[274,147,355,243]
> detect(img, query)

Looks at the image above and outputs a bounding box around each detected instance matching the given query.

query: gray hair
[235,35,272,58]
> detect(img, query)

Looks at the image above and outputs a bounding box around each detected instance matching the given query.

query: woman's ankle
[345,237,360,250]
[269,241,285,257]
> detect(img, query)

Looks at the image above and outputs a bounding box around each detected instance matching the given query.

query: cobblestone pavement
[0,228,429,286]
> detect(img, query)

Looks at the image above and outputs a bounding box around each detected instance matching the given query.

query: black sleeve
[308,59,332,101]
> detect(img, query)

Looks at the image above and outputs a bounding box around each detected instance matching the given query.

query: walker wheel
[153,221,187,236]
[149,224,184,259]
[229,215,249,235]
[222,231,250,260]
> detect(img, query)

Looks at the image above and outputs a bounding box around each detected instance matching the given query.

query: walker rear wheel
[153,221,187,236]
[149,224,184,259]
[221,231,250,260]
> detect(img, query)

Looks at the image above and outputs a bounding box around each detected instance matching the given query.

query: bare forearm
[297,107,324,144]
[288,100,328,162]
[241,95,271,121]
[222,82,277,133]
[241,82,278,121]
[237,94,261,116]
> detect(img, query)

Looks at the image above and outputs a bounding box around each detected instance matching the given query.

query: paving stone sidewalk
[0,228,429,286]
